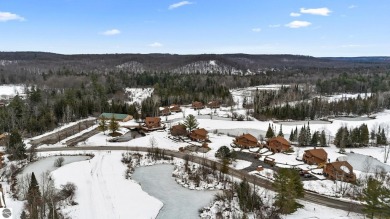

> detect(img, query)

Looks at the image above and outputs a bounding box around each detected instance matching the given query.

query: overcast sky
[1,0,389,56]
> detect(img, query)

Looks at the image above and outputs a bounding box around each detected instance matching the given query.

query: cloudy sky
[1,0,389,56]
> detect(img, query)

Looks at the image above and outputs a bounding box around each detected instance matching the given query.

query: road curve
[36,146,363,213]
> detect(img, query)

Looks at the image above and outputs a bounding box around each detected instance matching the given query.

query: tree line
[253,93,385,121]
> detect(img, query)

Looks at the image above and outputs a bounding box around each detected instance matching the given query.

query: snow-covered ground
[9,85,390,218]
[0,84,26,99]
[125,87,154,105]
[51,151,162,219]
[230,160,252,170]
[287,200,363,219]
[321,93,372,102]
[230,84,287,110]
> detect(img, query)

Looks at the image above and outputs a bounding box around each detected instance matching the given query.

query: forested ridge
[1,52,390,136]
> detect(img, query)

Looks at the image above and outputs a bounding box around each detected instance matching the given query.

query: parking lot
[236,151,319,181]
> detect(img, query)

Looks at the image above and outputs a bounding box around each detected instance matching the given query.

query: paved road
[236,151,319,181]
[36,146,363,213]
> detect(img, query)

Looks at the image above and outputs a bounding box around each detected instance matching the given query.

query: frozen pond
[347,153,390,173]
[333,116,372,121]
[276,120,331,126]
[19,156,90,179]
[133,165,218,219]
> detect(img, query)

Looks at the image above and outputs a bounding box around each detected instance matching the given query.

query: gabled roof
[145,117,161,123]
[304,148,327,160]
[192,101,203,106]
[100,113,130,120]
[192,128,208,136]
[238,134,257,142]
[269,136,290,145]
[327,161,353,174]
[208,100,220,105]
[171,124,186,130]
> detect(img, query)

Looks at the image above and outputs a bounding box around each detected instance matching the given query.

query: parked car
[299,170,309,176]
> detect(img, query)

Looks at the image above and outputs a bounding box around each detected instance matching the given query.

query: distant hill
[323,57,390,63]
[0,52,388,75]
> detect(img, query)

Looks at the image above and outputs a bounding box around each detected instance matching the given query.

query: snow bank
[230,160,252,170]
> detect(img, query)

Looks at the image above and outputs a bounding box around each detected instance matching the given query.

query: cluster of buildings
[303,148,356,182]
[100,107,356,183]
[191,101,221,110]
[159,101,221,116]
[232,134,291,153]
[232,133,356,183]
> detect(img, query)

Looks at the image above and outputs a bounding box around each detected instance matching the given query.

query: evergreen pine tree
[289,129,294,141]
[339,128,348,153]
[27,172,41,219]
[108,116,120,134]
[351,127,360,147]
[320,130,327,146]
[376,126,383,145]
[294,126,298,141]
[360,124,369,146]
[334,127,344,147]
[310,131,318,146]
[98,116,108,134]
[183,114,199,132]
[273,168,304,214]
[266,123,275,139]
[305,122,311,146]
[278,124,284,137]
[7,129,26,160]
[381,128,387,145]
[298,126,306,146]
[370,129,376,141]
[362,177,388,219]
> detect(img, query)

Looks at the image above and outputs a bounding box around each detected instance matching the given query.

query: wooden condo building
[169,104,182,113]
[192,101,205,110]
[159,107,171,116]
[207,101,221,109]
[323,161,356,182]
[159,104,182,116]
[170,124,187,137]
[141,117,163,131]
[189,128,208,142]
[303,148,328,165]
[233,134,259,149]
[266,136,291,153]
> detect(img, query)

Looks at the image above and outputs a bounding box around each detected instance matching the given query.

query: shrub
[60,182,77,200]
[54,157,65,167]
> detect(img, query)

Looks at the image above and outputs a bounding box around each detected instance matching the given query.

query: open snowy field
[125,87,154,105]
[321,93,372,102]
[0,84,26,99]
[51,151,162,219]
[230,84,287,110]
[288,200,363,219]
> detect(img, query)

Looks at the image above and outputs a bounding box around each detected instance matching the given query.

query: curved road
[36,146,363,213]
